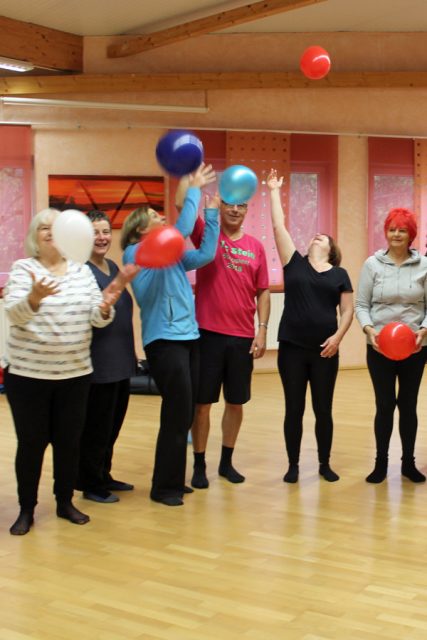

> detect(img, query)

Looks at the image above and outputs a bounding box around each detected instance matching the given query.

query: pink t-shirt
[192,217,269,338]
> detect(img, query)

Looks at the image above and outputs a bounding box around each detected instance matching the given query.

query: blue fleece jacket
[123,186,219,347]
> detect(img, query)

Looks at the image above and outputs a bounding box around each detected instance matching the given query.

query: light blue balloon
[219,165,258,205]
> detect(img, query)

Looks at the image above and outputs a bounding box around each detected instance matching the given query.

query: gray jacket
[355,249,427,345]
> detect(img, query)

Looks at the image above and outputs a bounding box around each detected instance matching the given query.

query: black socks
[10,509,34,536]
[56,501,90,524]
[218,464,245,483]
[283,464,299,483]
[366,456,426,483]
[366,456,388,483]
[283,463,339,483]
[192,452,209,489]
[218,446,245,483]
[192,448,246,486]
[151,495,184,506]
[401,458,426,483]
[319,463,340,482]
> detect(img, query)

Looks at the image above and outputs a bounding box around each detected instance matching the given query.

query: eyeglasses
[221,202,248,212]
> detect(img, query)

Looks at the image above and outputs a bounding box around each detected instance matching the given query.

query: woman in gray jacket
[356,208,427,483]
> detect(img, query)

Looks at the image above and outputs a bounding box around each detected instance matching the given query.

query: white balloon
[52,209,94,263]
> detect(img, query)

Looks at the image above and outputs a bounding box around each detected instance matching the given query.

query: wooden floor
[1,369,427,640]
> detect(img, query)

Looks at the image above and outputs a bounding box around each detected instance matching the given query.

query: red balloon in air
[377,322,417,361]
[135,225,185,268]
[300,45,331,80]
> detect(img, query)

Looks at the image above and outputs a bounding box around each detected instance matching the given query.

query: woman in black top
[77,210,137,503]
[267,170,354,483]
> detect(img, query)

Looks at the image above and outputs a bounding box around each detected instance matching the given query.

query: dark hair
[86,210,111,228]
[326,235,342,267]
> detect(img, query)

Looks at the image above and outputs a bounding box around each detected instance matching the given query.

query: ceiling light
[0,96,208,113]
[0,57,34,72]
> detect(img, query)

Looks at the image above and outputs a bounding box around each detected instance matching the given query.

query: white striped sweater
[3,258,114,380]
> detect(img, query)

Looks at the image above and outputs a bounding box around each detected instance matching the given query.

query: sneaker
[83,490,119,503]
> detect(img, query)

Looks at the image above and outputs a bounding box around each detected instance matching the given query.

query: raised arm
[175,163,216,238]
[182,194,220,271]
[266,169,296,266]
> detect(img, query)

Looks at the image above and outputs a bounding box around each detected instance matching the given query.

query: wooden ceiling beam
[0,15,83,71]
[107,0,327,58]
[2,70,427,95]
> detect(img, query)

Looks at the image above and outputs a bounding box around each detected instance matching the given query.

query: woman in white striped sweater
[3,208,116,535]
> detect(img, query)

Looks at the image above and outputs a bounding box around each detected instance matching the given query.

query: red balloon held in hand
[135,225,185,268]
[300,45,331,80]
[377,322,416,361]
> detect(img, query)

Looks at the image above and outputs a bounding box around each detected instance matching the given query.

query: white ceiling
[0,0,427,36]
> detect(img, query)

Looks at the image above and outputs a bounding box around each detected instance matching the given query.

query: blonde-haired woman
[122,164,219,506]
[4,208,115,535]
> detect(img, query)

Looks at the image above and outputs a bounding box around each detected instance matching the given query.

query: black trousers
[78,378,130,492]
[145,339,199,500]
[278,341,339,464]
[366,345,426,460]
[4,369,91,509]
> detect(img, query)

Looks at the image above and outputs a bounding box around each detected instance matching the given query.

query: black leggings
[4,370,91,509]
[366,345,426,459]
[278,341,339,464]
[145,339,199,500]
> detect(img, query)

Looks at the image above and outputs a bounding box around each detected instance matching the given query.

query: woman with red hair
[356,208,427,483]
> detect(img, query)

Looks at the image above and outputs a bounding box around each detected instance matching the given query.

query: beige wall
[34,127,373,366]
[337,136,369,367]
[26,31,426,366]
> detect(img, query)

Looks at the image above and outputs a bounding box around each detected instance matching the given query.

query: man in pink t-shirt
[190,199,270,489]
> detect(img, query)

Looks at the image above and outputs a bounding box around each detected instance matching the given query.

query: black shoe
[105,479,134,492]
[10,509,34,536]
[83,490,119,503]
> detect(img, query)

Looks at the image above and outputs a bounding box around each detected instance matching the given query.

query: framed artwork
[48,174,164,229]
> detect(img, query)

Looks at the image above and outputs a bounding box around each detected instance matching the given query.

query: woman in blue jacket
[122,164,219,506]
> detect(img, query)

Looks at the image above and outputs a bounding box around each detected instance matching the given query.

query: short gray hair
[25,208,60,257]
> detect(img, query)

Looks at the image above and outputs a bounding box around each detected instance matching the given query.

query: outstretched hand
[189,163,216,189]
[205,193,221,209]
[102,264,141,306]
[266,168,284,191]
[28,272,60,310]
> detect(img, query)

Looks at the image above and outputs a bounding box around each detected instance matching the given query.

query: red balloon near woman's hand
[300,45,331,80]
[135,225,185,268]
[377,322,416,361]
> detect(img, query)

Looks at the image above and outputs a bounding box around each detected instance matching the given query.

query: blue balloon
[219,165,258,205]
[156,130,204,177]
